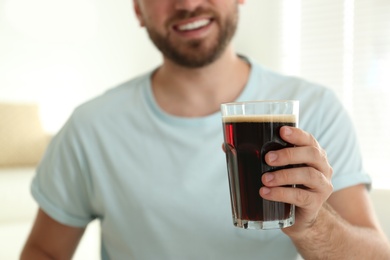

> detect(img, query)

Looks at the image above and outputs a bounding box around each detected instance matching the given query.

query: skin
[20,209,85,259]
[21,0,390,259]
[262,126,390,259]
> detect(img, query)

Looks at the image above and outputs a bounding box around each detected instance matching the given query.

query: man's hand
[259,126,334,236]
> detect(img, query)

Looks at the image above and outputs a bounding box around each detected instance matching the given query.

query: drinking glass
[221,100,299,230]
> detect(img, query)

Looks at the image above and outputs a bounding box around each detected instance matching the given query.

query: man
[21,0,390,259]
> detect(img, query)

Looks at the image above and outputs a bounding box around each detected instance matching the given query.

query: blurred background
[0,0,389,259]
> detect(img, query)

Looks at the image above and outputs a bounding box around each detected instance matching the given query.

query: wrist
[285,204,336,243]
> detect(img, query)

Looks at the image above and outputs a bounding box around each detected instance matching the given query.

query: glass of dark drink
[221,100,299,230]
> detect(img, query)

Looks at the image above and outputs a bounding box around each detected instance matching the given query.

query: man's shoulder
[70,72,151,125]
[248,58,334,98]
[84,72,148,107]
[105,72,150,96]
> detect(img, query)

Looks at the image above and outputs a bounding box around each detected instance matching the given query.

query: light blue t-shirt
[31,57,371,260]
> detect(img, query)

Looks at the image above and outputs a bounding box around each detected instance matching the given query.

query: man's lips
[173,18,213,32]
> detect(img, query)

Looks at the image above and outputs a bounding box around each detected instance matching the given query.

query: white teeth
[178,19,211,31]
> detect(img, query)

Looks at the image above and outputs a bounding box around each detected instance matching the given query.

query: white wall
[1,0,161,132]
[0,0,281,133]
[234,1,283,69]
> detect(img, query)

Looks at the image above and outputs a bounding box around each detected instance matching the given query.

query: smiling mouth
[174,18,213,32]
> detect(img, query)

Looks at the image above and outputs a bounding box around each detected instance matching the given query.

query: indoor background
[1,0,389,259]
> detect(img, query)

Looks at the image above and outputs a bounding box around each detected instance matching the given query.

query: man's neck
[151,46,250,117]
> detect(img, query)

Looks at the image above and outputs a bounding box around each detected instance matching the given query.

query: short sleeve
[31,115,95,227]
[314,90,371,191]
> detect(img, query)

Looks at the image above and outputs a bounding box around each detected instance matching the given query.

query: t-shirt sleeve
[314,89,371,191]
[31,114,95,227]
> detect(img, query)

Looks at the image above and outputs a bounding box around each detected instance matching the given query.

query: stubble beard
[144,6,239,68]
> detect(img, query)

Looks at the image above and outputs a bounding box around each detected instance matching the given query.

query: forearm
[20,209,85,260]
[288,203,390,260]
[20,245,56,260]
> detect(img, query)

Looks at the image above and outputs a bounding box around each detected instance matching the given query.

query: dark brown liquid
[223,115,295,223]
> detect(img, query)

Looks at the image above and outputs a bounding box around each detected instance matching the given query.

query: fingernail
[284,126,292,136]
[268,152,278,162]
[264,173,274,182]
[262,187,271,195]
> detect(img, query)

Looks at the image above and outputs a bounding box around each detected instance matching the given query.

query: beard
[144,6,239,68]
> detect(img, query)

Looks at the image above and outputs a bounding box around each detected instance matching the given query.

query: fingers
[260,126,334,209]
[260,186,323,211]
[280,126,318,148]
[260,167,334,209]
[221,143,226,153]
[265,146,333,178]
[260,183,333,210]
[266,126,333,178]
[262,167,329,190]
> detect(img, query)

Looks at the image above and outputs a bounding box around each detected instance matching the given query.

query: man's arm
[288,185,390,259]
[20,208,85,260]
[260,126,390,259]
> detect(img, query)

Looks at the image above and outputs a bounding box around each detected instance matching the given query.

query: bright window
[279,0,390,189]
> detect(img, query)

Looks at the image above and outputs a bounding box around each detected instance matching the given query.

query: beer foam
[222,114,297,123]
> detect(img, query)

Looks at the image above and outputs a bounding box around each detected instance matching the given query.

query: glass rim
[221,100,299,107]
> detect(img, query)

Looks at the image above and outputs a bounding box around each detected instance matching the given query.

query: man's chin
[166,47,223,68]
[169,55,219,68]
